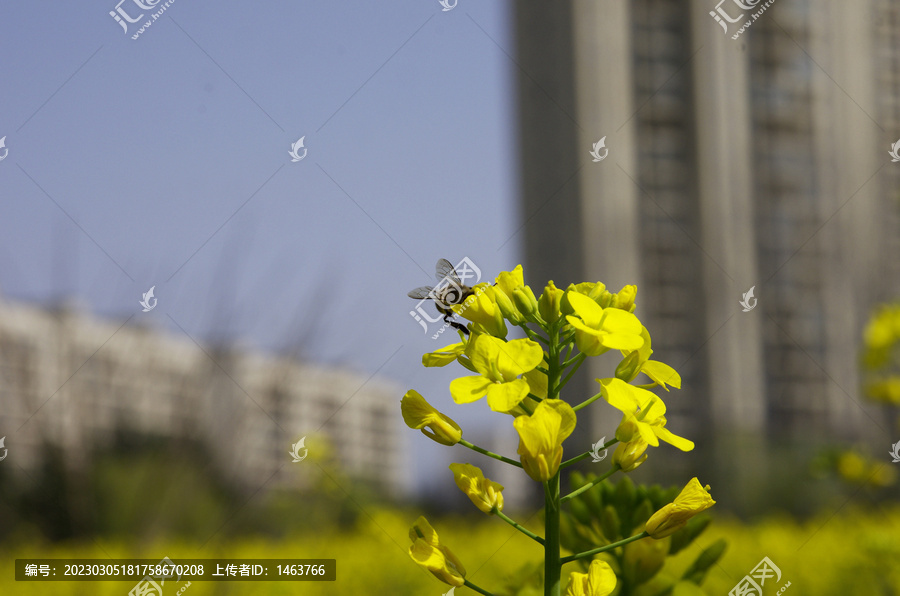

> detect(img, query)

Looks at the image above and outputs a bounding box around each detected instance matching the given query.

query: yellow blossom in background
[449,463,504,514]
[645,478,715,539]
[452,283,508,338]
[566,291,644,356]
[565,559,617,596]
[514,399,576,481]
[449,335,543,412]
[836,450,897,487]
[401,390,462,446]
[408,516,466,587]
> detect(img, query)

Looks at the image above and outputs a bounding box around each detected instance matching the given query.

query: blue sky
[0,0,524,493]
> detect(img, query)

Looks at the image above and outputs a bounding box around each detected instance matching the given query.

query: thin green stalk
[557,353,586,391]
[560,352,585,369]
[494,509,545,545]
[560,466,619,503]
[561,531,649,564]
[527,392,545,402]
[544,473,561,596]
[520,324,550,345]
[459,439,523,468]
[464,579,496,595]
[572,391,604,412]
[544,319,563,596]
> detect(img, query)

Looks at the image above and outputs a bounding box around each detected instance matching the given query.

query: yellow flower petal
[645,478,715,539]
[401,390,463,446]
[449,375,494,405]
[449,463,504,514]
[486,378,530,412]
[565,559,617,596]
[422,342,466,367]
[641,360,682,390]
[514,399,577,481]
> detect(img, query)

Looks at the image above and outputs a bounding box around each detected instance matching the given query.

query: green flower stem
[536,366,550,375]
[493,508,545,545]
[544,473,562,596]
[464,579,496,595]
[557,353,587,391]
[560,438,619,469]
[544,319,563,596]
[561,531,649,564]
[520,325,551,345]
[458,439,523,468]
[561,352,585,369]
[560,465,619,503]
[572,390,604,412]
[527,392,545,402]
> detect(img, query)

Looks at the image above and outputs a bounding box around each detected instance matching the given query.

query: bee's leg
[449,321,470,336]
[443,314,470,336]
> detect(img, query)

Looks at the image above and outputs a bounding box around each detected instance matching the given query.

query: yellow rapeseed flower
[401,390,462,446]
[514,399,576,482]
[566,292,644,356]
[645,477,715,539]
[494,265,530,324]
[408,516,466,586]
[601,378,693,451]
[539,281,565,324]
[612,438,649,472]
[615,327,681,391]
[449,463,504,514]
[450,335,544,412]
[452,283,508,338]
[565,559,617,596]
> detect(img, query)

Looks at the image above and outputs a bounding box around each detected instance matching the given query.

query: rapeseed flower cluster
[401,265,714,595]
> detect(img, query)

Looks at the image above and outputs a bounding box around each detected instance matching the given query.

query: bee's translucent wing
[407,286,435,299]
[435,258,461,284]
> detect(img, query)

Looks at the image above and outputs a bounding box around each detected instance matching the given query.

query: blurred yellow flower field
[3,504,899,595]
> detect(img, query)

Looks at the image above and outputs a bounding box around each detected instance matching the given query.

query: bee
[408,258,475,336]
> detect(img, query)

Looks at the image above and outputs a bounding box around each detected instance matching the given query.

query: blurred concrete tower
[514,0,899,498]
